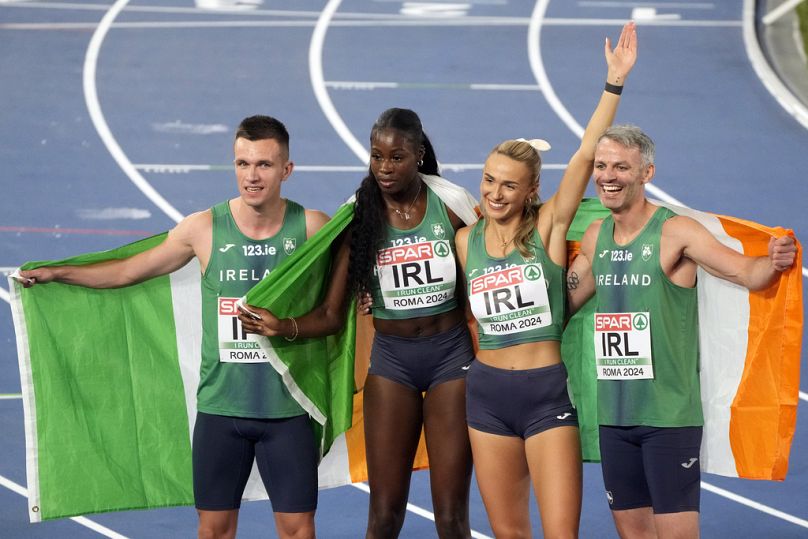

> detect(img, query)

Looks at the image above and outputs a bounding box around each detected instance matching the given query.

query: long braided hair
[347,108,440,295]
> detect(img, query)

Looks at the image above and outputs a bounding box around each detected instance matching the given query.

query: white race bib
[594,312,653,379]
[469,264,552,335]
[217,297,269,363]
[376,240,456,310]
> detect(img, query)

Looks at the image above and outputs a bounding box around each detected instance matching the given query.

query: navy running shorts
[368,322,474,392]
[466,360,578,439]
[192,412,318,513]
[599,425,703,514]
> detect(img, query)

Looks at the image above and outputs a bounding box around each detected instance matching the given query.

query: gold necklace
[391,181,422,221]
[490,226,516,248]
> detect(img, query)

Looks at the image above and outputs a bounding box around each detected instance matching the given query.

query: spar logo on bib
[468,263,552,333]
[524,264,542,282]
[594,312,653,379]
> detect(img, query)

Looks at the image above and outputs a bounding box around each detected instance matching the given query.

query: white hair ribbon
[516,138,551,153]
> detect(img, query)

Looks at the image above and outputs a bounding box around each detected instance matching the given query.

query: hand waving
[605,21,638,85]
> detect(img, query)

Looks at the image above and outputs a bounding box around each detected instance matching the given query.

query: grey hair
[598,124,655,168]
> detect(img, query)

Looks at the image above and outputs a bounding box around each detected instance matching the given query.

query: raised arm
[17,211,205,289]
[547,21,638,229]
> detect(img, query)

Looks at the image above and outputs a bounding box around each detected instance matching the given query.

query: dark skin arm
[238,229,353,339]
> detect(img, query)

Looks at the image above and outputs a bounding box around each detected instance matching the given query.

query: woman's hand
[357,292,373,316]
[237,304,286,337]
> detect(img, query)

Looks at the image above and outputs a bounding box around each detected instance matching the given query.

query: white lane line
[0,475,130,538]
[0,18,745,31]
[131,163,569,173]
[351,483,494,539]
[0,285,9,304]
[701,481,808,528]
[0,394,23,400]
[578,1,715,8]
[325,80,541,91]
[83,0,184,224]
[309,0,367,164]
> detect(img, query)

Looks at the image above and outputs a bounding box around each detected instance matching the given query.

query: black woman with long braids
[238,107,478,538]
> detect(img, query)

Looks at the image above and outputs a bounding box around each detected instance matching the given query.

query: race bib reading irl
[376,240,456,310]
[469,264,551,335]
[594,312,653,379]
[217,297,269,363]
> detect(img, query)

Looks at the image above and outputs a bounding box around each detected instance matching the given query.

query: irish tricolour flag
[10,194,801,522]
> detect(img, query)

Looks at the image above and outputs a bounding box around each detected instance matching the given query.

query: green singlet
[197,199,306,418]
[370,185,459,320]
[592,206,703,427]
[464,218,565,349]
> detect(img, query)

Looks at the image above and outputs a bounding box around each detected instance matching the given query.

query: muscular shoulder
[172,209,211,240]
[305,209,331,238]
[172,209,213,259]
[661,214,704,249]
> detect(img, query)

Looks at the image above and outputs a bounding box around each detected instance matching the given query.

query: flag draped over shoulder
[9,174,480,522]
[562,199,803,480]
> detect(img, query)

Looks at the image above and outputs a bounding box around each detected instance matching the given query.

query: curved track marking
[309,0,368,163]
[83,0,184,224]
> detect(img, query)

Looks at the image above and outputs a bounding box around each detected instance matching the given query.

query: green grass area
[798,2,808,65]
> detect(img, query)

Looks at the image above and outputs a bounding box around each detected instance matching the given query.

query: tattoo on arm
[567,271,579,291]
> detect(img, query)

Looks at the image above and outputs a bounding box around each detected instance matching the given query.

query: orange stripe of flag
[717,215,802,480]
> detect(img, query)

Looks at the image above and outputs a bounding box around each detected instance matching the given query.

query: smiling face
[233,137,292,210]
[593,138,655,214]
[480,152,537,222]
[369,128,424,197]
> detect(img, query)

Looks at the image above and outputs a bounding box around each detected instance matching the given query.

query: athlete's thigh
[599,426,652,511]
[468,428,531,533]
[254,415,318,514]
[192,412,255,510]
[641,426,702,514]
[525,426,582,536]
[363,374,424,499]
[422,378,472,502]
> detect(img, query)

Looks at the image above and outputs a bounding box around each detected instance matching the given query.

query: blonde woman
[455,22,637,537]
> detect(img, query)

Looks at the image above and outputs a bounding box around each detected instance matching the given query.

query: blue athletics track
[1,1,806,537]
